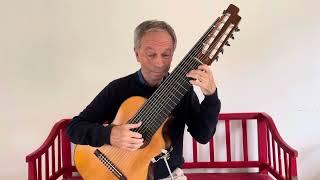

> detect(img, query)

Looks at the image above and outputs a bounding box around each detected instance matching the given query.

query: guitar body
[74,96,171,180]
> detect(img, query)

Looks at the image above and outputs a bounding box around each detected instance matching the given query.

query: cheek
[141,60,154,70]
[165,59,173,66]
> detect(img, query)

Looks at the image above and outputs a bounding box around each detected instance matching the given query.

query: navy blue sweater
[67,71,221,179]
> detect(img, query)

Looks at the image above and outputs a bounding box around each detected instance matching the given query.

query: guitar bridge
[94,149,127,180]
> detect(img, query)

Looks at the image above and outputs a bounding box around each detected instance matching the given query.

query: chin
[152,72,165,77]
[151,75,164,82]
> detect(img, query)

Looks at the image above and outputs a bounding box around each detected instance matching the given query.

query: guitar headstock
[197,4,241,65]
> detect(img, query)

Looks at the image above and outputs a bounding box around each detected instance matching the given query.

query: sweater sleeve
[67,83,118,147]
[184,89,221,144]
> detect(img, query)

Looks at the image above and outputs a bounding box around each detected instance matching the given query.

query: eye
[147,54,156,58]
[162,54,170,59]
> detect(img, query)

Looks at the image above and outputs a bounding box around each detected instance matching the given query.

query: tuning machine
[215,55,219,62]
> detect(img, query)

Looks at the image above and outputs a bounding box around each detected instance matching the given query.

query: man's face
[134,30,174,86]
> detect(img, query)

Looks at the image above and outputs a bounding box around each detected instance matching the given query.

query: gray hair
[134,20,177,50]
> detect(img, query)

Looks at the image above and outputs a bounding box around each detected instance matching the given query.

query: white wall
[1,0,319,179]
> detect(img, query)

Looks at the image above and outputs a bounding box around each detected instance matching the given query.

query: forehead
[140,30,174,50]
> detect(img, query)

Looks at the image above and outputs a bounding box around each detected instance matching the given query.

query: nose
[154,56,165,68]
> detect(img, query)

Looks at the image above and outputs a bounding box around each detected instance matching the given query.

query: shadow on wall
[298,143,320,180]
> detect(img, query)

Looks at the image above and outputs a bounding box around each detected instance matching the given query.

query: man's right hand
[110,122,144,151]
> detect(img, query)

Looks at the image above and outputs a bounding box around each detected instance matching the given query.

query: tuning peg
[215,55,219,61]
[235,27,240,32]
[230,34,235,39]
[225,41,230,46]
[220,48,224,54]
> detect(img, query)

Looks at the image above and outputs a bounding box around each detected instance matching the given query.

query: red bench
[26,112,298,180]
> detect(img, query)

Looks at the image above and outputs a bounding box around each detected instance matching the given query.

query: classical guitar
[74,4,241,180]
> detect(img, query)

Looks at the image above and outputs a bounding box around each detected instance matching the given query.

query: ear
[134,48,140,62]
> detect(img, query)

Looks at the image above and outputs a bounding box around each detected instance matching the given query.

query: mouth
[152,71,166,76]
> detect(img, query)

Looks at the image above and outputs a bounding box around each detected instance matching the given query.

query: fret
[181,77,191,85]
[171,85,184,97]
[179,59,195,72]
[157,110,167,119]
[153,92,176,111]
[165,99,175,110]
[169,90,180,102]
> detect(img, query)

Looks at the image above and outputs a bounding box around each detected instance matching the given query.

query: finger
[189,79,214,96]
[187,72,208,83]
[197,64,210,71]
[186,71,200,81]
[124,145,137,151]
[125,121,142,129]
[126,142,144,151]
[120,136,143,149]
[189,79,204,88]
[128,131,143,139]
[198,65,215,82]
[129,136,144,144]
[188,69,208,79]
[198,65,213,77]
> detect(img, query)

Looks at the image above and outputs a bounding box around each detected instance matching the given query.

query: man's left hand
[186,64,217,96]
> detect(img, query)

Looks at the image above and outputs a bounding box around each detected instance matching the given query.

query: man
[67,20,221,179]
